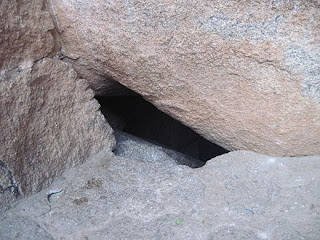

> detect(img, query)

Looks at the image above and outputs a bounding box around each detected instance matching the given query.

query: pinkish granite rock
[0,0,115,211]
[50,0,320,156]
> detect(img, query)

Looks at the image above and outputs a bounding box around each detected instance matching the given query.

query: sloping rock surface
[1,148,319,239]
[50,0,320,156]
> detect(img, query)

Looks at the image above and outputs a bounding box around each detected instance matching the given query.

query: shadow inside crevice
[96,89,229,167]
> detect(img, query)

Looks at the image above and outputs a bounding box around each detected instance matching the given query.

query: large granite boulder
[50,0,320,156]
[0,0,115,211]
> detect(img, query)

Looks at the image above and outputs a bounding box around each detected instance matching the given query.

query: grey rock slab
[114,130,205,168]
[0,213,54,240]
[0,150,319,239]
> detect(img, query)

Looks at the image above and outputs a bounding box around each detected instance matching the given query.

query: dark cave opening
[96,88,229,167]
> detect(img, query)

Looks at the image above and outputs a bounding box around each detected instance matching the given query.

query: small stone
[85,178,103,189]
[73,197,89,205]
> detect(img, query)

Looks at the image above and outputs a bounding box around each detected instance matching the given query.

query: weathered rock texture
[0,0,115,211]
[50,0,320,156]
[1,149,319,239]
[0,0,56,71]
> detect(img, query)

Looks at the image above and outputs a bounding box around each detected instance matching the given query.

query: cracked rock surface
[0,0,115,210]
[1,146,319,239]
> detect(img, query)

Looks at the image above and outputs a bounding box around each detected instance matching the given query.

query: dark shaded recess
[96,91,229,164]
[0,160,21,197]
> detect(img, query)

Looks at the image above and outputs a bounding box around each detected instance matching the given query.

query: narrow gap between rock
[96,86,229,168]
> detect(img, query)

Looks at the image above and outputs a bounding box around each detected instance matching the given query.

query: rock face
[50,0,320,156]
[1,149,319,239]
[0,0,115,211]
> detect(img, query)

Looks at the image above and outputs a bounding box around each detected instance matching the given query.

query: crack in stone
[0,159,21,198]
